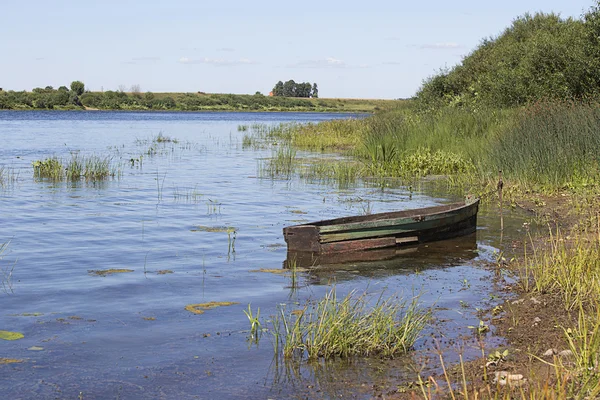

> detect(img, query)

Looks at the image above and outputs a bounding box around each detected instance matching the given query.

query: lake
[0,111,529,399]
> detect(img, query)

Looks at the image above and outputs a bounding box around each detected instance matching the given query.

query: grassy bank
[249,99,600,398]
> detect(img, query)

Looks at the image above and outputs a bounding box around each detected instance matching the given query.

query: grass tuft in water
[32,157,64,181]
[272,287,430,360]
[0,166,18,188]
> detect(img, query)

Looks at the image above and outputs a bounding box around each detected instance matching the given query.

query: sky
[0,0,595,99]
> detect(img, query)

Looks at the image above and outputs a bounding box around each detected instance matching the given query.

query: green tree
[312,83,318,98]
[273,81,284,96]
[282,80,296,97]
[70,81,85,96]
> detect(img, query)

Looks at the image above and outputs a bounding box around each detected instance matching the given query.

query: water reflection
[285,234,478,273]
[268,354,421,399]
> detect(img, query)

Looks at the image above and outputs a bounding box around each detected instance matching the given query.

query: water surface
[0,111,530,399]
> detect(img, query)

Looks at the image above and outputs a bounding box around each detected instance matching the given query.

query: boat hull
[283,198,479,253]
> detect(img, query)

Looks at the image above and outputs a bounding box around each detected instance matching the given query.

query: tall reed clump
[272,288,430,359]
[489,101,600,189]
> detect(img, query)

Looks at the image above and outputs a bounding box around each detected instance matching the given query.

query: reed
[489,101,600,188]
[32,157,64,181]
[258,145,298,179]
[272,287,429,360]
[34,154,119,182]
[0,166,18,188]
[0,241,15,294]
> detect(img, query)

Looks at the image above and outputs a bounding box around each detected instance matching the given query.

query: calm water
[0,111,530,399]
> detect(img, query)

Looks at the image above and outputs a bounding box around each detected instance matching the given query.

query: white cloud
[179,56,255,66]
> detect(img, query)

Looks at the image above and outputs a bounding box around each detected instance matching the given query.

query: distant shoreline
[0,90,401,113]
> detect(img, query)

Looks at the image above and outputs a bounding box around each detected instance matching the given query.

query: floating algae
[0,330,24,341]
[88,269,134,276]
[10,313,43,317]
[0,358,24,364]
[190,226,237,233]
[185,301,239,315]
[157,270,174,275]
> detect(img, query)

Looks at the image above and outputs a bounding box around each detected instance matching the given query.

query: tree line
[272,80,318,98]
[0,81,86,109]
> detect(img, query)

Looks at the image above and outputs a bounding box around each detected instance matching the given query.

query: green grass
[33,154,120,182]
[272,288,430,360]
[32,157,64,181]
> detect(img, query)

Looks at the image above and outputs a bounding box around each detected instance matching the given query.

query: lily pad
[88,269,134,276]
[27,346,44,351]
[185,301,239,315]
[0,358,24,364]
[0,330,24,341]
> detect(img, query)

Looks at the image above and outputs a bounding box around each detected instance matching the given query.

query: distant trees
[70,81,85,96]
[272,80,318,98]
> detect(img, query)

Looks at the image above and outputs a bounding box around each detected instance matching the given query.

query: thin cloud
[216,47,235,52]
[419,42,462,49]
[122,56,161,65]
[286,57,347,68]
[178,56,255,66]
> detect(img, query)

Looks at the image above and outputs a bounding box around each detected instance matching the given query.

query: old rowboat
[283,197,479,253]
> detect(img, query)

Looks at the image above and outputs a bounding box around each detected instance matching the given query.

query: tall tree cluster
[272,80,318,98]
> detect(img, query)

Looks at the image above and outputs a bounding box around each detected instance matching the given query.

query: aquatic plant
[32,157,64,181]
[243,304,262,342]
[0,166,18,188]
[185,301,239,315]
[0,241,15,294]
[33,154,120,182]
[0,330,24,340]
[272,288,430,360]
[88,269,134,276]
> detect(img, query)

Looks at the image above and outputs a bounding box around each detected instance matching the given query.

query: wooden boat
[283,197,479,253]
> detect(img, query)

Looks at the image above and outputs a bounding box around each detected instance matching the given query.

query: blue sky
[0,0,594,99]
